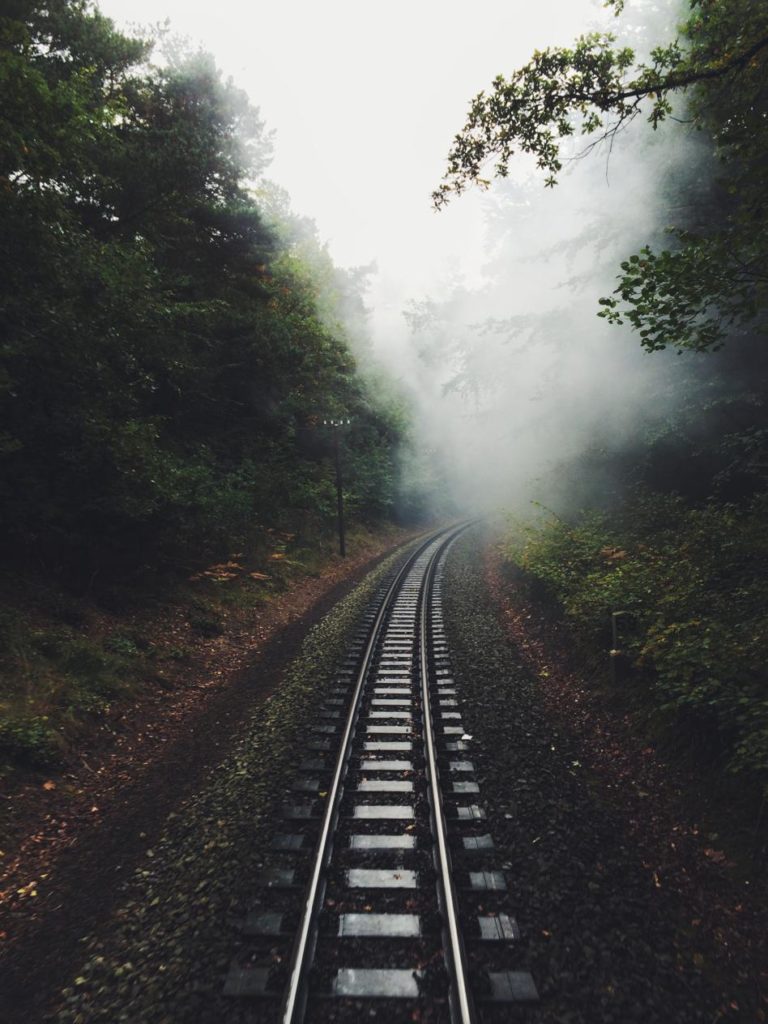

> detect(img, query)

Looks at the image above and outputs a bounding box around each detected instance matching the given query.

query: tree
[434,0,768,354]
[1,1,414,580]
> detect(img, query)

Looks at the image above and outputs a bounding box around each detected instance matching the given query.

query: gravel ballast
[51,541,421,1024]
[441,527,726,1024]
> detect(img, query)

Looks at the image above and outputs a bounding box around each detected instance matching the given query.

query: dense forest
[1,0,422,576]
[0,0,423,767]
[426,0,768,796]
[2,0,767,804]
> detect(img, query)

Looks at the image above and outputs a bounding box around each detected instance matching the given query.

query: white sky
[99,0,606,306]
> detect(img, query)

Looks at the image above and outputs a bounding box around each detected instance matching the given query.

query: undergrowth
[502,491,768,789]
[0,522,403,774]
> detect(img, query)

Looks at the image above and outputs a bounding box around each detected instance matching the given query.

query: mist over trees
[422,0,768,787]
[0,0,415,586]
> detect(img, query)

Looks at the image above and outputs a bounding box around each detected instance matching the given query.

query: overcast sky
[99,0,607,307]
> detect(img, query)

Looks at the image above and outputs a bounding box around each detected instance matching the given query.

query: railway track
[224,525,538,1022]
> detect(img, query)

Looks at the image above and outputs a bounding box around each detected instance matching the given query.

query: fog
[100,0,701,518]
[369,1,706,517]
[389,100,705,516]
[377,2,712,518]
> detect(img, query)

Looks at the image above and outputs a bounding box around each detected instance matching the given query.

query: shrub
[503,492,768,781]
[0,715,62,768]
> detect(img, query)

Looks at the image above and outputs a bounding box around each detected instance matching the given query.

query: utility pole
[324,418,350,557]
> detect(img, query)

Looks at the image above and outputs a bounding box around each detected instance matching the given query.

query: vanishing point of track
[224,524,539,1022]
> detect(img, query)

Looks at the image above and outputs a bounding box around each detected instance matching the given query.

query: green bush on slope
[504,492,768,781]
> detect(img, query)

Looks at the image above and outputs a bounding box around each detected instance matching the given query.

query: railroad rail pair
[225,524,538,1021]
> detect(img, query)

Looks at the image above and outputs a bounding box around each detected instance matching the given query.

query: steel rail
[420,526,478,1024]
[278,524,460,1024]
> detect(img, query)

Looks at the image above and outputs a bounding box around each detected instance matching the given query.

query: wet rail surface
[224,525,539,1022]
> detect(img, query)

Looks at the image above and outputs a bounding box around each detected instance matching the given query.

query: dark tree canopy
[0,1,413,580]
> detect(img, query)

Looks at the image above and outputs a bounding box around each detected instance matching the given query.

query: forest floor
[0,524,423,1022]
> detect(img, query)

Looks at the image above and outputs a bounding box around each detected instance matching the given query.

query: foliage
[0,611,141,767]
[0,0,413,588]
[436,0,768,353]
[433,5,767,199]
[0,714,61,768]
[504,491,768,781]
[597,229,766,353]
[0,0,422,770]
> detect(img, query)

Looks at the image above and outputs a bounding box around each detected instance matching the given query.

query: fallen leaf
[704,848,727,864]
